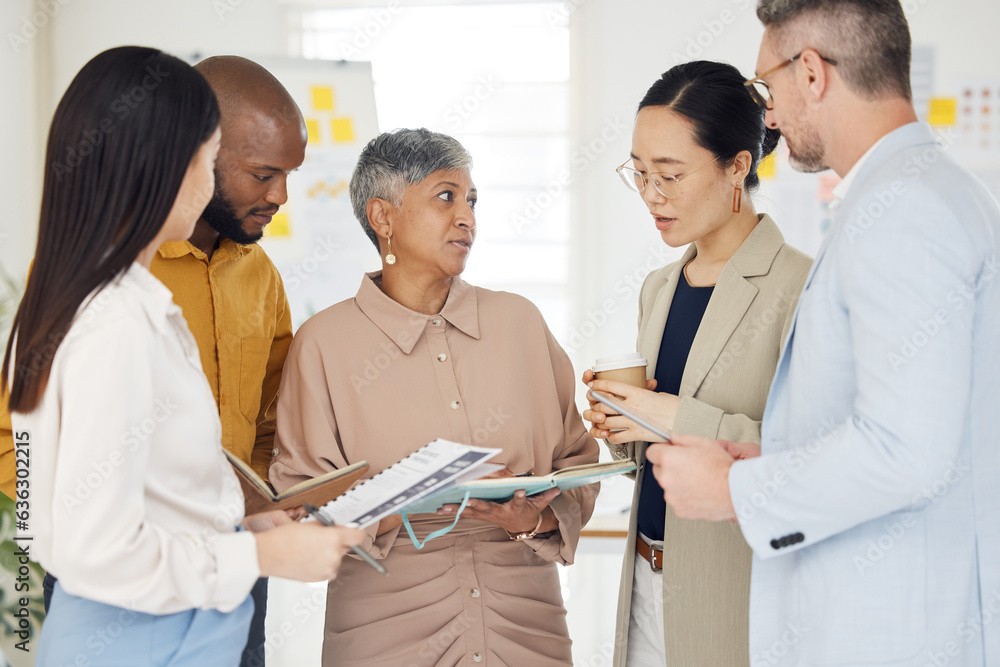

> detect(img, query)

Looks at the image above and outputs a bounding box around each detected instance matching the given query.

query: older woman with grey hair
[270,128,598,666]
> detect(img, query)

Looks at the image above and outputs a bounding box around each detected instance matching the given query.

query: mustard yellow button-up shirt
[1,238,291,496]
[151,239,292,478]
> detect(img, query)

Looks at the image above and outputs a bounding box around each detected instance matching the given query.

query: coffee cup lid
[592,353,648,373]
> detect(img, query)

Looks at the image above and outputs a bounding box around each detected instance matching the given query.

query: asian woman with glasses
[581,61,813,666]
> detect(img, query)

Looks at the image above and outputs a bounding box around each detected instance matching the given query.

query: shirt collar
[157,237,254,262]
[355,271,481,354]
[831,132,891,208]
[114,262,183,332]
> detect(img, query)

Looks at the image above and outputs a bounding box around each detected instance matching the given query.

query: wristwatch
[506,513,545,541]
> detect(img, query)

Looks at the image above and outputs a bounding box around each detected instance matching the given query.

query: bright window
[297,3,572,339]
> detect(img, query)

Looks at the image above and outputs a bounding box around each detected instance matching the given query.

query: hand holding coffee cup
[583,354,649,438]
[592,353,649,391]
[584,353,676,443]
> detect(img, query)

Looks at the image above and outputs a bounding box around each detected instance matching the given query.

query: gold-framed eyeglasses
[616,156,720,199]
[744,51,838,111]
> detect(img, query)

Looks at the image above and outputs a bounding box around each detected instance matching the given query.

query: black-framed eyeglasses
[744,51,838,111]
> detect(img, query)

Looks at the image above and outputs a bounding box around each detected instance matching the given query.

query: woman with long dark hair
[2,46,360,665]
[582,61,812,665]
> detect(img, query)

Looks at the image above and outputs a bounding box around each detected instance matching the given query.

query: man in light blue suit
[645,0,1000,665]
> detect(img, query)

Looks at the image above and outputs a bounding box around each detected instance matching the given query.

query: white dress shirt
[13,262,259,614]
[829,133,889,211]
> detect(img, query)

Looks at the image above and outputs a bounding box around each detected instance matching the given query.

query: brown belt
[636,536,663,572]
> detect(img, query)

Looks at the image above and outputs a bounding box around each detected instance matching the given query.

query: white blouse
[12,262,259,614]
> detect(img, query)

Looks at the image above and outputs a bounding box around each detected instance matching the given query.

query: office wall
[0,0,44,281]
[3,0,999,322]
[0,0,291,283]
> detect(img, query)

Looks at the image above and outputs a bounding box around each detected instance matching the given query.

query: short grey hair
[757,0,912,101]
[350,128,473,249]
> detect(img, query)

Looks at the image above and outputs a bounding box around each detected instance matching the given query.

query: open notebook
[225,450,369,516]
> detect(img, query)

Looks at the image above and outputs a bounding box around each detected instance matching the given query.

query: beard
[785,122,828,174]
[200,172,270,245]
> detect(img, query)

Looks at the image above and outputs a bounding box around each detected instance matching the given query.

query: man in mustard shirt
[1,55,305,667]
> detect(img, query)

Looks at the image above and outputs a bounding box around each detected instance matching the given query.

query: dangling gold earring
[385,235,396,265]
[732,183,743,213]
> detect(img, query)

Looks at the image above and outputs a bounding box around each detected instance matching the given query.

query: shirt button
[272,447,279,457]
[437,353,448,362]
[473,653,482,663]
[450,400,461,410]
[220,395,227,406]
[470,588,480,598]
[431,318,442,326]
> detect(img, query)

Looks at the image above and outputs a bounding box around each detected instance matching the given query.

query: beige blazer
[612,215,812,667]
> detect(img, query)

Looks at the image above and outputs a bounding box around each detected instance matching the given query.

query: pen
[302,503,389,577]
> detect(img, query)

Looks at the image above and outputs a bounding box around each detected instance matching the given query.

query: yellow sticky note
[757,152,777,180]
[265,212,291,238]
[928,98,957,126]
[311,86,335,111]
[331,118,355,143]
[305,119,320,144]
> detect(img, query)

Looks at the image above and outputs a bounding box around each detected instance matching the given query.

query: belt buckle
[648,539,664,573]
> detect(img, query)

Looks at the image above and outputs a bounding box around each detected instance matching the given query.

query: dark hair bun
[761,126,781,159]
[638,60,774,193]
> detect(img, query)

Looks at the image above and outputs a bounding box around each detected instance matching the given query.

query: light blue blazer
[730,123,1000,666]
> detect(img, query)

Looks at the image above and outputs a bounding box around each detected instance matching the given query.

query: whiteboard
[250,58,382,329]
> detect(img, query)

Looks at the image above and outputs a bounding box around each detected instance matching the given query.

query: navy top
[636,269,715,542]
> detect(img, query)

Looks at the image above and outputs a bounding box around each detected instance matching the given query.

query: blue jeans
[38,581,253,666]
[43,573,267,667]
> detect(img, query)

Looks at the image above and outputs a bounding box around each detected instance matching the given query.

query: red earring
[732,183,743,213]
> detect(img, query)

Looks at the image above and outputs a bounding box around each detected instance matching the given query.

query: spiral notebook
[313,439,503,528]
